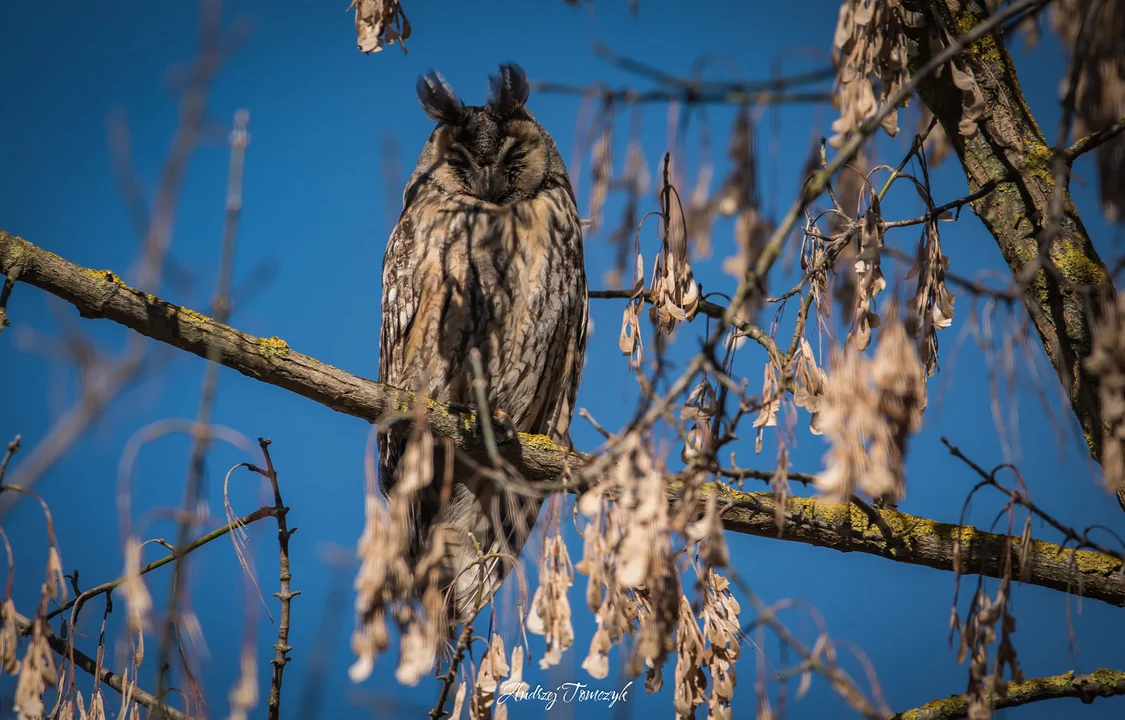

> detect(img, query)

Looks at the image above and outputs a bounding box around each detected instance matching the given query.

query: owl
[378,63,588,625]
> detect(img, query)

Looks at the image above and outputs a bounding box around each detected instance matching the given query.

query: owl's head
[406,63,568,206]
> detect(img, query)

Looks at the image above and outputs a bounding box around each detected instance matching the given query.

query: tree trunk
[909,0,1115,476]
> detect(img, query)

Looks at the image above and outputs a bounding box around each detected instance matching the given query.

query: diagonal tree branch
[2,229,1124,606]
[11,610,194,720]
[891,668,1125,720]
[908,0,1118,475]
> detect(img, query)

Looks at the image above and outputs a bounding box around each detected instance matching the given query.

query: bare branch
[10,609,195,720]
[43,505,283,624]
[891,668,1125,720]
[248,438,299,720]
[1066,115,1125,162]
[3,231,1123,607]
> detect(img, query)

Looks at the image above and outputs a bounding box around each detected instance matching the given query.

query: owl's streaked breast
[381,185,585,434]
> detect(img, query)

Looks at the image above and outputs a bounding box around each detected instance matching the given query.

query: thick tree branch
[3,230,1124,606]
[908,0,1117,469]
[891,668,1125,720]
[704,484,1124,607]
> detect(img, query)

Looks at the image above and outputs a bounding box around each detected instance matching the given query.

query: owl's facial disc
[426,110,550,204]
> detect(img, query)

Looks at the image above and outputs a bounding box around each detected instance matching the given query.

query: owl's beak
[472,166,507,203]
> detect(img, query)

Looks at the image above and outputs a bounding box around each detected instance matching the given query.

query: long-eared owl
[378,64,588,625]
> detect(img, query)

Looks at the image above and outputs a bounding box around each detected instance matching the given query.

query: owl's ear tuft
[417,70,464,124]
[488,63,530,118]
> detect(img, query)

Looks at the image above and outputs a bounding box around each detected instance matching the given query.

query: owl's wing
[546,232,589,447]
[377,214,423,497]
[379,216,413,385]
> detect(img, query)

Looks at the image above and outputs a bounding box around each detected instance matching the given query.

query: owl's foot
[489,409,518,445]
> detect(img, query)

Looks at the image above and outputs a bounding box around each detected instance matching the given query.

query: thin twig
[0,267,19,332]
[881,176,1008,229]
[429,622,473,720]
[941,437,1124,562]
[248,438,299,720]
[44,505,282,623]
[0,0,231,517]
[1065,115,1125,161]
[469,348,503,465]
[0,435,20,483]
[11,610,195,720]
[156,105,252,707]
[1041,0,1105,253]
[532,81,831,106]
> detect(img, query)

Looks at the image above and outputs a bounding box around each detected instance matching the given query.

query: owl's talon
[490,409,518,445]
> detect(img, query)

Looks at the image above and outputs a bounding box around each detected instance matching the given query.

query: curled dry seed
[14,620,57,720]
[816,316,927,502]
[830,0,923,148]
[227,647,258,720]
[702,569,741,720]
[672,595,707,718]
[351,0,411,54]
[0,598,19,675]
[476,633,510,695]
[526,533,575,669]
[752,362,782,454]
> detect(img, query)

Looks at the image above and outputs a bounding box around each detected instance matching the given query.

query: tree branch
[891,668,1125,720]
[42,505,283,623]
[909,0,1117,470]
[11,610,194,720]
[1066,115,1125,162]
[3,230,1123,606]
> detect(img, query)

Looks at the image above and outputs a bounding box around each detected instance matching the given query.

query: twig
[881,176,1008,229]
[532,82,831,106]
[881,246,1020,302]
[1040,0,1104,253]
[890,668,1125,720]
[940,437,1124,562]
[248,438,299,720]
[591,43,835,93]
[0,267,18,332]
[43,505,283,623]
[429,622,473,720]
[0,435,20,483]
[11,609,195,720]
[0,0,230,517]
[469,348,503,465]
[156,106,251,706]
[589,288,787,366]
[1066,115,1125,161]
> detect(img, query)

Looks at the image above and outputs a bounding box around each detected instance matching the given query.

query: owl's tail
[380,438,542,629]
[437,474,543,627]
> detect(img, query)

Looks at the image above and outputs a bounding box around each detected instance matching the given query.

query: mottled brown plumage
[378,64,587,625]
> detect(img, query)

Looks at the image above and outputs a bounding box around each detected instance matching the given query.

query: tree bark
[909,0,1116,468]
[891,668,1125,720]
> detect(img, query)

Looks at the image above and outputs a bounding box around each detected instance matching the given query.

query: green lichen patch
[1027,539,1122,576]
[1051,241,1109,287]
[519,432,562,453]
[81,267,129,288]
[955,10,1002,64]
[257,336,290,358]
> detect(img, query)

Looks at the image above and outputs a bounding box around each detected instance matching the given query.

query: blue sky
[2,0,1124,718]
